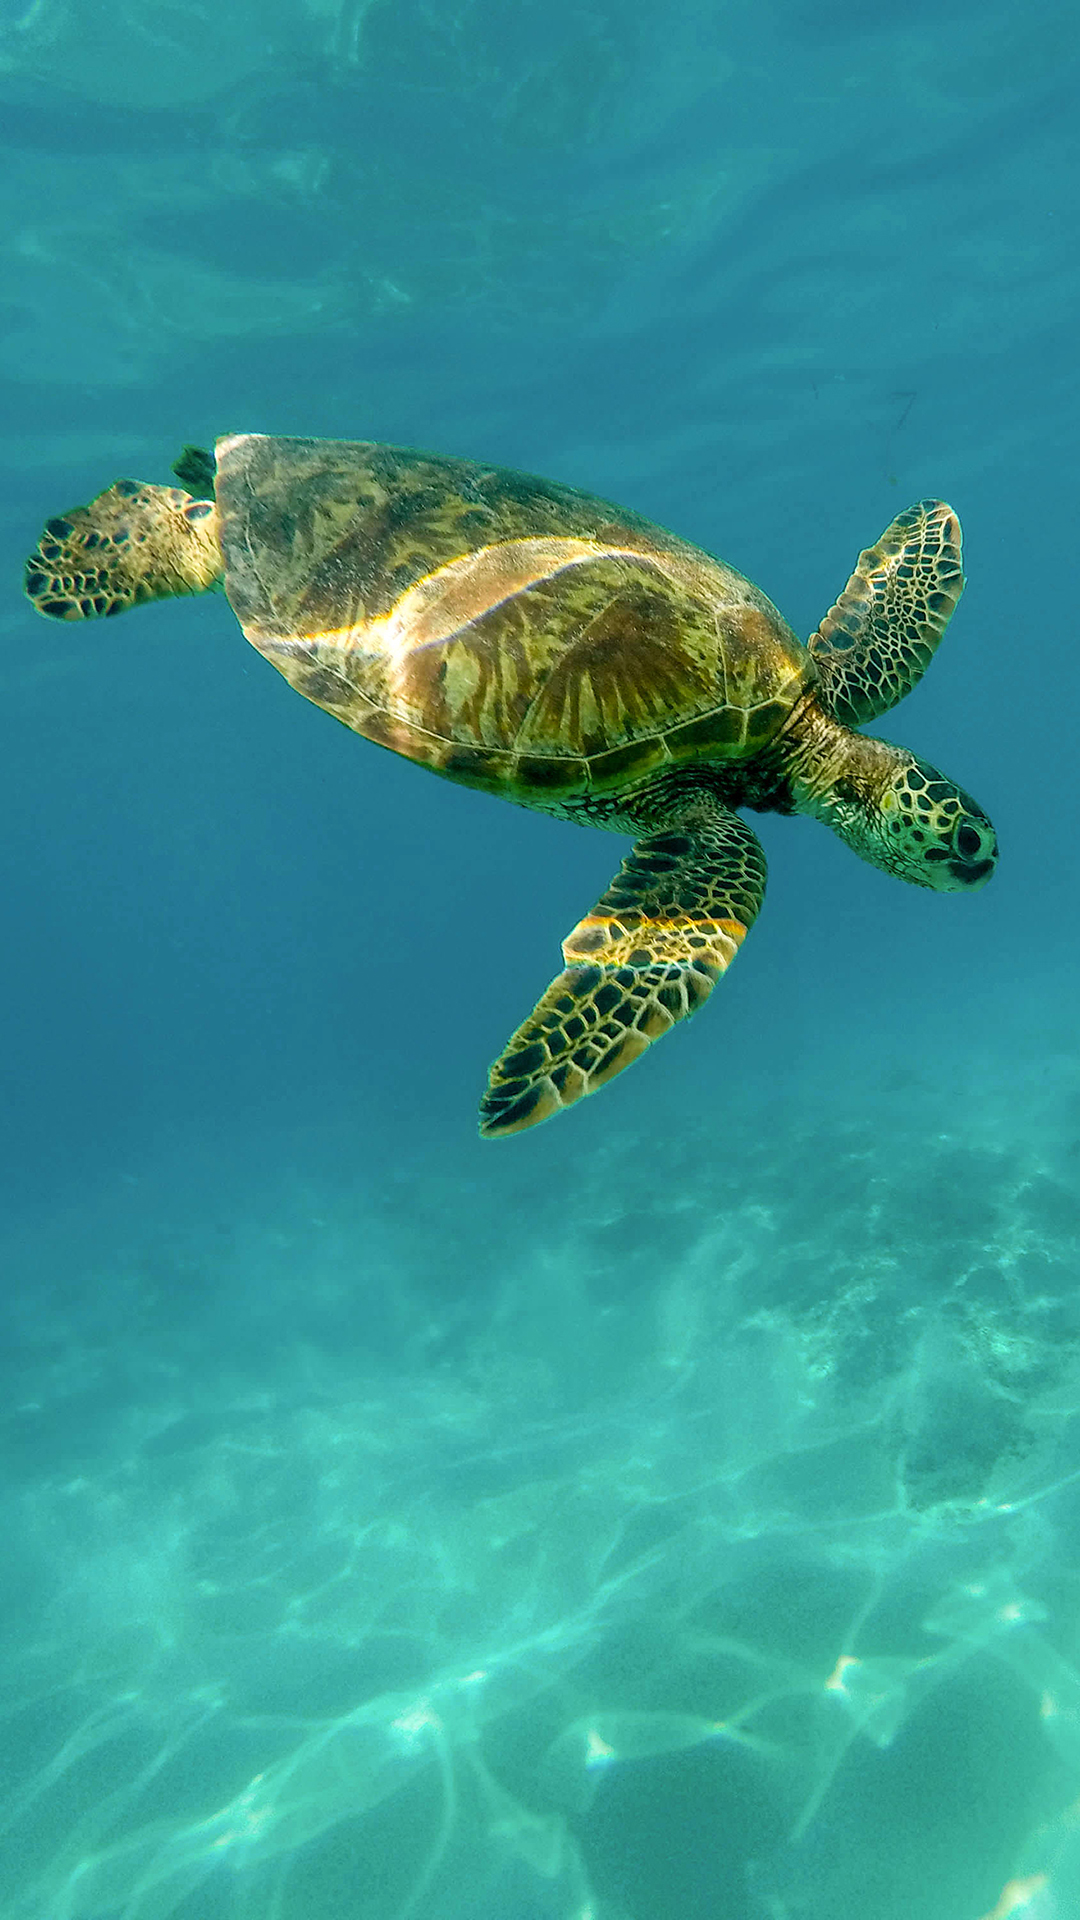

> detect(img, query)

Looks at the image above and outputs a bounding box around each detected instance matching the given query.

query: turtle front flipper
[25,479,224,622]
[809,499,964,726]
[480,800,766,1137]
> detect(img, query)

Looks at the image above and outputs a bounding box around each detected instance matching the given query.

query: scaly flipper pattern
[25,481,223,622]
[809,499,964,726]
[480,799,767,1135]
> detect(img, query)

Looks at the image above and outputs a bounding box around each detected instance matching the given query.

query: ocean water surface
[0,2,1077,1916]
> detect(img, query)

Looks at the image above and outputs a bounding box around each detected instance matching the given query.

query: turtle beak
[946,822,998,889]
[940,792,998,890]
[947,851,996,888]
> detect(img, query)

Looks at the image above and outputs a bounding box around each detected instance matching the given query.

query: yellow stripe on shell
[281,536,691,664]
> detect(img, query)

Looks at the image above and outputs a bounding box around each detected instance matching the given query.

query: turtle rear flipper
[172,444,217,494]
[25,480,224,622]
[480,801,767,1136]
[809,499,964,725]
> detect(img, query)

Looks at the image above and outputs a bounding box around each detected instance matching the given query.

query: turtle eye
[955,820,991,861]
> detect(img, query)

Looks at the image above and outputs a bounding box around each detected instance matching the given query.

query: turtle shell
[214,433,814,804]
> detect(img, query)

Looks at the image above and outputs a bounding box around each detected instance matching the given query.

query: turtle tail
[24,477,224,622]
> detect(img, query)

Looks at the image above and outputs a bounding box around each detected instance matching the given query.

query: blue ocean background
[1,4,1077,1916]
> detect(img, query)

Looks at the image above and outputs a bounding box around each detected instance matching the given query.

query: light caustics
[5,1067,1080,1920]
[5,1354,1080,1920]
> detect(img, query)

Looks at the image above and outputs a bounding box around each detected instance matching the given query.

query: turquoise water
[0,3,1076,1916]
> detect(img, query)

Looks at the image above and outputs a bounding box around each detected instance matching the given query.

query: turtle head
[872,753,998,890]
[793,716,998,892]
[814,737,998,891]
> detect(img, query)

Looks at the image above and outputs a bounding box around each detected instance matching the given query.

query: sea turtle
[24,434,997,1137]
